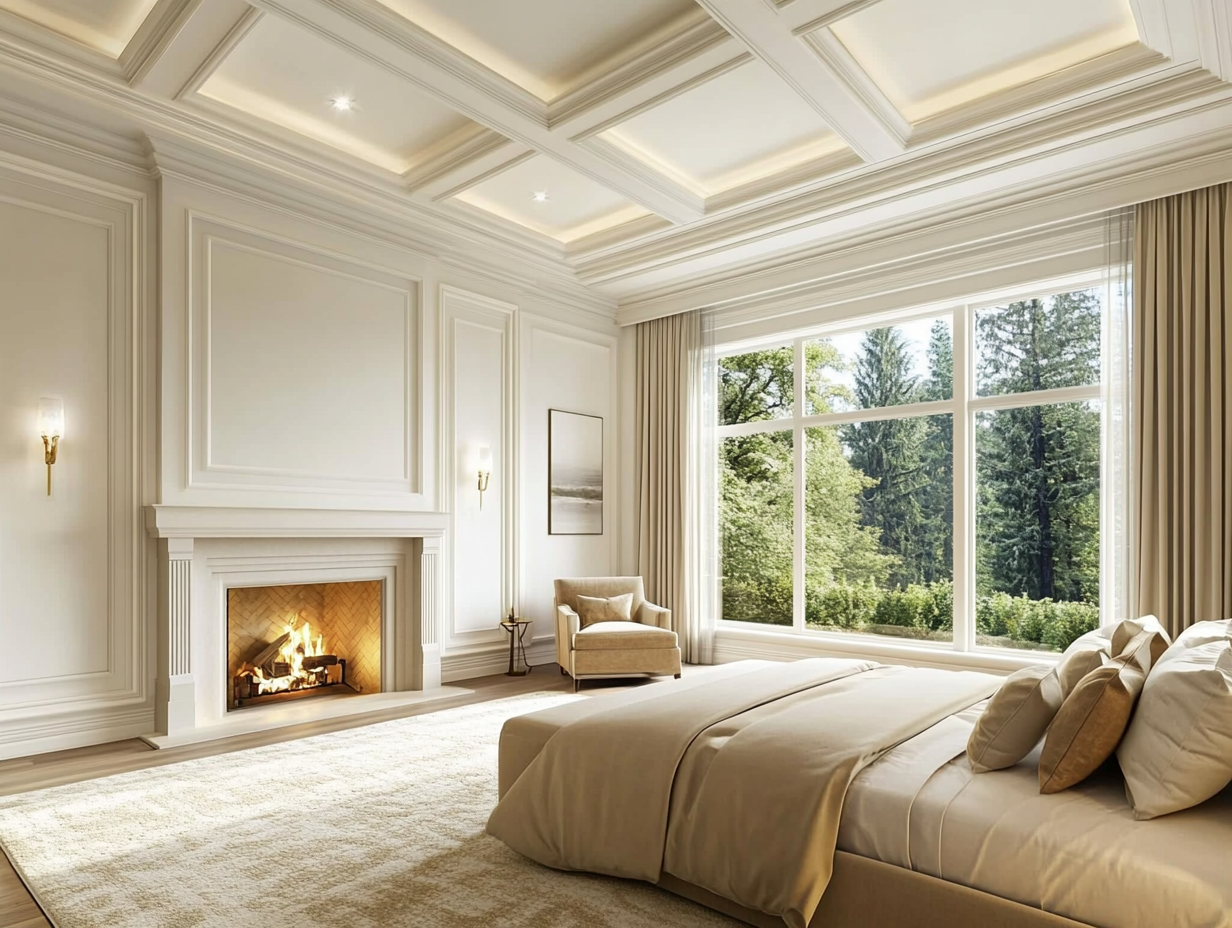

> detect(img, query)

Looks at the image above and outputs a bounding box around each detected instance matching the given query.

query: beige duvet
[487,658,1000,928]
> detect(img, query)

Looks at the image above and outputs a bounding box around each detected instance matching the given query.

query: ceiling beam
[124,0,258,98]
[249,0,704,223]
[691,0,906,162]
[774,0,883,36]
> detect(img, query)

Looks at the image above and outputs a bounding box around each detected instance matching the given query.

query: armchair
[554,577,682,692]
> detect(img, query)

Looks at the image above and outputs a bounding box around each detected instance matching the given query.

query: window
[718,287,1107,654]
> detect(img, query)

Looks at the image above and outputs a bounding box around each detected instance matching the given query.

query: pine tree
[975,293,1102,603]
[916,322,954,583]
[842,327,927,587]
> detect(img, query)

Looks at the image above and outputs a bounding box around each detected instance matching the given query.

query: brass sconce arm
[43,434,59,496]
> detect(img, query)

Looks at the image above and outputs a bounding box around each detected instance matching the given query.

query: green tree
[975,293,1102,603]
[916,323,954,583]
[842,327,927,587]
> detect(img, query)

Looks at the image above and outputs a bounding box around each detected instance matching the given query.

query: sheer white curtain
[1102,206,1134,624]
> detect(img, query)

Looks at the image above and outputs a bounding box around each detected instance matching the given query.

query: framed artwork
[548,409,603,535]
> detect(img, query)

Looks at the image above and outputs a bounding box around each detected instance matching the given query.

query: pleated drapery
[1133,183,1232,637]
[636,311,715,663]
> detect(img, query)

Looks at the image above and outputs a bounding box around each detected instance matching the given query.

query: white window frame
[715,275,1109,657]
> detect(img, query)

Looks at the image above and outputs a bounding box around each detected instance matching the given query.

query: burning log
[301,655,338,671]
[250,633,291,674]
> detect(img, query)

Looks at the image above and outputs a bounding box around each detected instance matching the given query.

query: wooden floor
[0,666,659,928]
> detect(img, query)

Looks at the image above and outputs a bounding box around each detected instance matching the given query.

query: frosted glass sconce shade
[37,397,64,438]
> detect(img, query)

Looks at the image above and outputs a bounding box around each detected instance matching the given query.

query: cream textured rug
[0,694,740,928]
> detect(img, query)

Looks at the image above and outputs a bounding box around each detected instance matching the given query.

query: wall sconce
[477,445,492,510]
[37,397,64,497]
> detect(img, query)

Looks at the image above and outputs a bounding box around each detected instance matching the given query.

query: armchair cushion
[576,593,634,629]
[573,622,678,651]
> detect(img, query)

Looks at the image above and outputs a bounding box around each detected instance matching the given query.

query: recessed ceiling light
[331,96,355,112]
[531,191,549,203]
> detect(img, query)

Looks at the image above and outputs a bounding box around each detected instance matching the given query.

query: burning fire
[237,618,330,696]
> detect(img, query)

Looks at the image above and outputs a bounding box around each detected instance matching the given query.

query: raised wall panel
[186,217,422,497]
[442,286,515,645]
[519,317,618,639]
[0,155,151,758]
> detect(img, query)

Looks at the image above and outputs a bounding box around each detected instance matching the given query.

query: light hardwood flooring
[0,666,660,928]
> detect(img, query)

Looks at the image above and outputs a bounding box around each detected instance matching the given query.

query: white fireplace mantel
[143,505,455,748]
[145,505,449,539]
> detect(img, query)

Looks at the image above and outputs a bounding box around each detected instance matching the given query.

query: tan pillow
[967,665,1064,773]
[1039,625,1170,794]
[1118,634,1232,819]
[576,593,634,629]
[1057,636,1110,696]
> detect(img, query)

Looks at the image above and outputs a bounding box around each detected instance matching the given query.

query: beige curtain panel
[1134,183,1232,637]
[636,311,705,661]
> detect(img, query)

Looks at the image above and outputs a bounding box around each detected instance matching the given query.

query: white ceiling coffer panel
[599,59,849,197]
[197,12,477,174]
[690,0,908,162]
[452,153,651,243]
[828,0,1142,123]
[370,0,699,102]
[0,0,158,56]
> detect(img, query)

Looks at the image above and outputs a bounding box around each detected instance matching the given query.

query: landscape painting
[548,409,603,535]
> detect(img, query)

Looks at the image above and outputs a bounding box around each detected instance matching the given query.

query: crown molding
[800,28,910,142]
[614,112,1232,323]
[909,43,1167,146]
[549,17,743,135]
[403,125,518,192]
[779,0,882,35]
[574,64,1225,290]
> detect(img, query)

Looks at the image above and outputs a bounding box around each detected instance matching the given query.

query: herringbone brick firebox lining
[226,581,382,701]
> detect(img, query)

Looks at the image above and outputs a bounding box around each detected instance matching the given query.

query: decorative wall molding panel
[441,286,517,652]
[0,150,155,760]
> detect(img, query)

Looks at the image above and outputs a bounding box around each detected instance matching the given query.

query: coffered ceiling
[0,0,1230,318]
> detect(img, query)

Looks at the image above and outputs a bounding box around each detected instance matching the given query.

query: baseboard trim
[441,641,557,683]
[0,707,156,761]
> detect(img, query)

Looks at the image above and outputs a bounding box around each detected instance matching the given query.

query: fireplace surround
[144,506,459,747]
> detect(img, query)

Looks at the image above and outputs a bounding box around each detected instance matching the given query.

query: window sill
[712,623,1059,676]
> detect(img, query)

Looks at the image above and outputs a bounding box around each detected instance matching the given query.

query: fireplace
[227,580,382,711]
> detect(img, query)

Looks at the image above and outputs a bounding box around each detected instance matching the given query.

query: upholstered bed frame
[658,855,1092,928]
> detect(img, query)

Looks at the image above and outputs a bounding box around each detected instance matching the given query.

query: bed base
[657,852,1094,928]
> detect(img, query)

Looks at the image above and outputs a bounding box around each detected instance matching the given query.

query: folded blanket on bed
[487,658,1000,928]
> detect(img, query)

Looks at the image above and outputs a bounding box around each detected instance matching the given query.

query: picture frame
[548,409,603,535]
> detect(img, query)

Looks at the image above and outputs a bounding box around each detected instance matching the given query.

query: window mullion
[793,337,806,634]
[952,305,974,653]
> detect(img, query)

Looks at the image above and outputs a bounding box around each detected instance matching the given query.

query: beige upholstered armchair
[554,577,682,692]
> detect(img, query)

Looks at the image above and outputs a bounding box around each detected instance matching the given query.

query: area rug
[0,694,740,928]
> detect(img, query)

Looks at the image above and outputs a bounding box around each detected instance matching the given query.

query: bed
[488,660,1232,928]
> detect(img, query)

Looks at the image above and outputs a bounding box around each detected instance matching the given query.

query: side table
[500,619,532,676]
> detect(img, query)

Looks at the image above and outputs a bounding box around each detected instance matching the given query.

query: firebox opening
[227,580,382,711]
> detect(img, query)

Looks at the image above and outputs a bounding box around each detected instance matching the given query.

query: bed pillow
[1118,633,1232,819]
[967,665,1063,773]
[576,593,634,629]
[1055,615,1164,694]
[1039,624,1170,794]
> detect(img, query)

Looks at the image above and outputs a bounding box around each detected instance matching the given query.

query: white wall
[0,148,156,759]
[519,315,620,654]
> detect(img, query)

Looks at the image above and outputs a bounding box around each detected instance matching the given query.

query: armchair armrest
[638,601,672,630]
[557,604,580,640]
